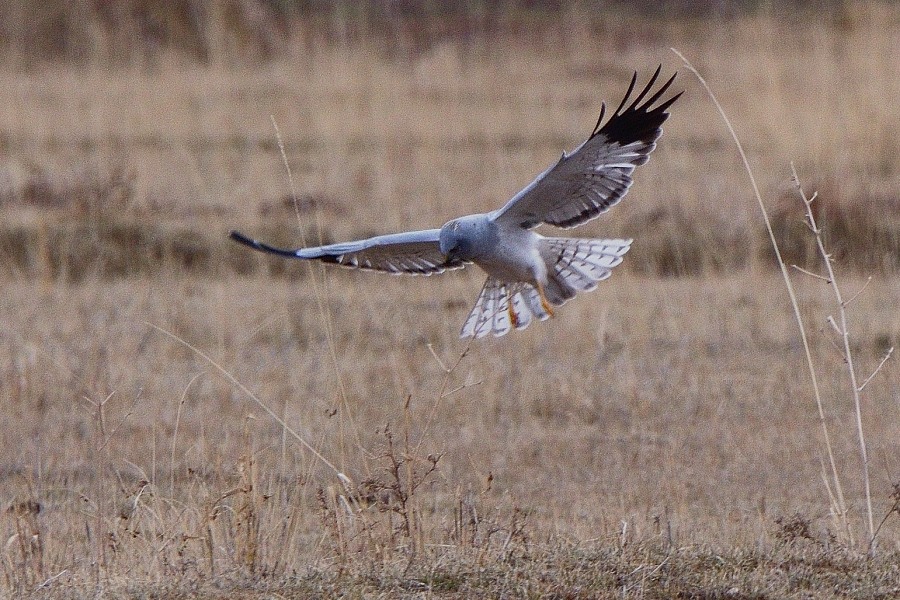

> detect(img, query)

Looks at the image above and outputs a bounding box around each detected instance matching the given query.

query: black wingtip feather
[625,64,662,112]
[654,89,684,115]
[612,70,639,117]
[591,102,607,136]
[593,66,682,147]
[642,71,677,109]
[229,230,256,247]
[229,230,302,258]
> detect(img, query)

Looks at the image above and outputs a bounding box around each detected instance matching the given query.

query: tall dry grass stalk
[269,116,376,477]
[676,49,895,554]
[672,48,850,544]
[148,322,342,478]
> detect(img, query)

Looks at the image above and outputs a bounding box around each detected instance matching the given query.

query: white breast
[472,224,545,284]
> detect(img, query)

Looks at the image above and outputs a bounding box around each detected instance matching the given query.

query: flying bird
[231,66,681,338]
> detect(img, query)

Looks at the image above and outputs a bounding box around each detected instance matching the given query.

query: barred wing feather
[542,237,632,292]
[491,65,681,230]
[229,229,465,275]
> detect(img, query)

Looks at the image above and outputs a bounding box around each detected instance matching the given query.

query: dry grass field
[2,1,900,597]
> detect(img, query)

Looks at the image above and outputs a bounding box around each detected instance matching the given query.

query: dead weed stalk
[790,165,893,554]
[3,491,44,593]
[675,50,892,554]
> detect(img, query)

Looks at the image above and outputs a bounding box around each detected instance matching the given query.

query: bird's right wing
[230,228,467,275]
[491,66,681,230]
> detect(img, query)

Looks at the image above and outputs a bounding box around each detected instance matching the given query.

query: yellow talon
[508,299,519,328]
[536,281,555,317]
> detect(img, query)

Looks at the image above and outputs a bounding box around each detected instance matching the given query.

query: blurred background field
[2,1,900,597]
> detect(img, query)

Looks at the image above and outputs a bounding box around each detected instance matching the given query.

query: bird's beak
[443,244,460,261]
[440,241,455,260]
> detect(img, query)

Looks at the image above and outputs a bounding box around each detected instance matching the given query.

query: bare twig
[791,163,875,554]
[791,264,830,283]
[844,276,873,308]
[413,345,474,456]
[426,343,450,372]
[35,570,68,590]
[826,315,843,337]
[871,482,900,545]
[858,347,894,393]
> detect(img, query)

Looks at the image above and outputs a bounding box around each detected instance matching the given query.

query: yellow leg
[535,281,555,317]
[507,298,520,328]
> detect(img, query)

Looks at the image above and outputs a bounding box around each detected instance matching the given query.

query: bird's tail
[540,237,632,304]
[460,278,551,339]
[459,238,631,339]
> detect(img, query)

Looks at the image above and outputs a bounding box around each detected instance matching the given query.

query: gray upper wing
[491,66,681,230]
[229,228,466,275]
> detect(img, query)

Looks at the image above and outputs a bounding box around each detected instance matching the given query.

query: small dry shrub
[316,423,444,564]
[774,512,816,546]
[3,496,44,592]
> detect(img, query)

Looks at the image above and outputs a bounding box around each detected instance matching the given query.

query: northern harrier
[231,66,681,338]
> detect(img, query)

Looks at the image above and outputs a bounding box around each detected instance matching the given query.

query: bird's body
[440,214,540,283]
[476,225,544,286]
[231,66,681,338]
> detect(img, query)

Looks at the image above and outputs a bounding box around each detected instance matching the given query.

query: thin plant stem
[171,373,202,496]
[790,163,876,553]
[146,322,342,478]
[672,49,851,544]
[270,117,366,474]
[858,347,893,393]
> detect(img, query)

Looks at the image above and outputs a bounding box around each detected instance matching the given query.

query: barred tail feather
[460,279,544,339]
[459,238,629,338]
[522,286,551,321]
[541,237,632,301]
[509,287,535,330]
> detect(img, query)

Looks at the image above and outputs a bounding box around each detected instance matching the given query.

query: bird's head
[439,215,486,261]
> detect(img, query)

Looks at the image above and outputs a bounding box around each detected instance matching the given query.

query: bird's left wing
[491,66,682,230]
[229,228,466,275]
